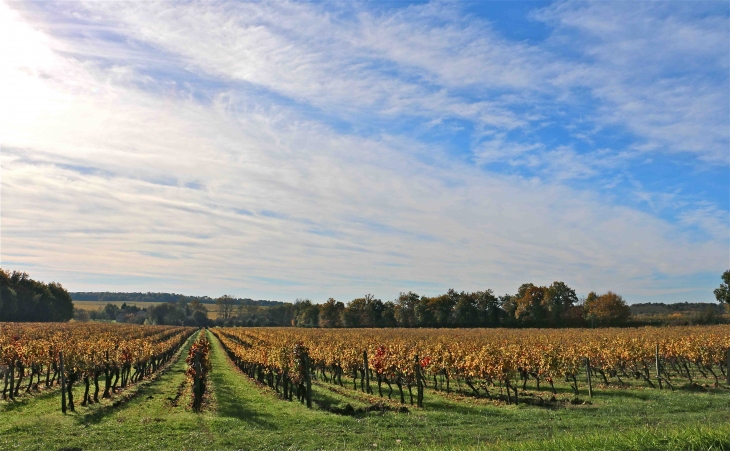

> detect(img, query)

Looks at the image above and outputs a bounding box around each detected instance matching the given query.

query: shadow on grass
[74,333,198,426]
[0,385,63,413]
[207,333,278,429]
[209,372,278,428]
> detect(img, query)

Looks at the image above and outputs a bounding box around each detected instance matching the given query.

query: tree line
[0,269,74,322]
[286,282,632,329]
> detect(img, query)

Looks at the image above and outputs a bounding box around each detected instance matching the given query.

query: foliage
[0,269,74,322]
[584,291,631,325]
[285,282,629,329]
[0,322,193,408]
[3,327,730,451]
[213,325,730,406]
[714,270,730,306]
[186,332,211,412]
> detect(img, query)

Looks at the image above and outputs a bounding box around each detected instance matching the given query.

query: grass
[1,329,729,450]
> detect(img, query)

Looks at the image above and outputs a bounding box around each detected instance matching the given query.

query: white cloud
[536,1,729,163]
[1,1,727,303]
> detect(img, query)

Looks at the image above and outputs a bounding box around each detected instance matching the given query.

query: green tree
[0,269,73,322]
[451,291,479,327]
[381,301,398,327]
[544,281,578,326]
[394,292,419,327]
[319,298,344,328]
[423,294,455,327]
[414,296,435,327]
[474,290,502,327]
[341,298,363,327]
[714,270,730,307]
[294,299,319,327]
[103,303,121,320]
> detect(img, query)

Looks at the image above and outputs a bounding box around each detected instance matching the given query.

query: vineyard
[0,322,194,410]
[212,326,730,408]
[2,324,730,450]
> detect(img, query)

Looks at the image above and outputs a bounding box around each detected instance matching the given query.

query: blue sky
[1,0,728,303]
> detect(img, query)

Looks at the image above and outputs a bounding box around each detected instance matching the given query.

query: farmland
[1,324,729,450]
[73,300,226,320]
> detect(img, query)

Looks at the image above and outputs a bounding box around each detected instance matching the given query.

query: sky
[0,0,728,304]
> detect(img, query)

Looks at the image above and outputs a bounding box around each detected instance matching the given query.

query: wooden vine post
[584,357,592,398]
[192,353,203,412]
[363,350,371,395]
[59,352,66,414]
[726,348,730,386]
[414,354,423,408]
[655,343,663,390]
[304,352,312,409]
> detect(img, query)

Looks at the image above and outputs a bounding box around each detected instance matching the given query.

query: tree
[410,296,432,327]
[361,295,385,327]
[451,292,479,327]
[514,286,548,325]
[294,299,319,327]
[381,301,398,327]
[428,292,457,327]
[499,294,517,325]
[190,299,208,313]
[342,294,383,327]
[394,292,419,327]
[474,290,502,327]
[544,281,578,326]
[341,299,362,327]
[584,291,631,325]
[319,298,344,328]
[103,303,120,320]
[0,269,73,322]
[714,270,730,307]
[216,295,236,320]
[192,310,210,327]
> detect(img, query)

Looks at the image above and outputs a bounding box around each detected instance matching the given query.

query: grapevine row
[186,331,212,412]
[0,322,195,410]
[213,326,730,406]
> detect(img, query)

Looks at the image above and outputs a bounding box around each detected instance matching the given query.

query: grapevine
[0,322,195,410]
[211,326,730,407]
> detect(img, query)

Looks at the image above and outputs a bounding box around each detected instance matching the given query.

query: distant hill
[70,291,284,307]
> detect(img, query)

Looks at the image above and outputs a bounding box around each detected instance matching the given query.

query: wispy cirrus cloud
[1,1,727,303]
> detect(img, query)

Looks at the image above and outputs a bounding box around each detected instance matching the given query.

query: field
[73,300,225,320]
[1,324,730,451]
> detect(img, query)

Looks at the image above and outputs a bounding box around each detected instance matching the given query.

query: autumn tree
[514,285,548,325]
[584,291,631,325]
